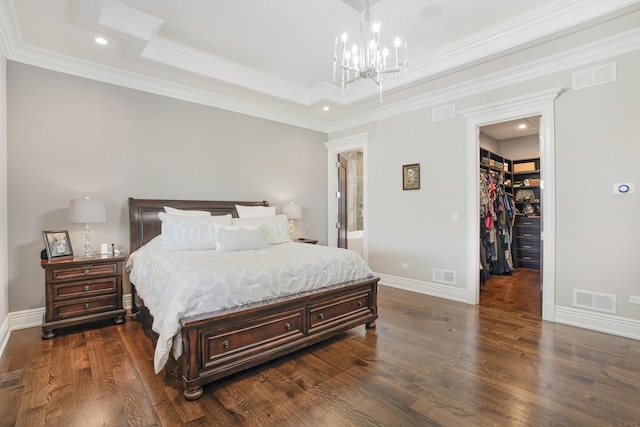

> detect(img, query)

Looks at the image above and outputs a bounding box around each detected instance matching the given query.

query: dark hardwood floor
[480,268,542,318]
[2,285,640,426]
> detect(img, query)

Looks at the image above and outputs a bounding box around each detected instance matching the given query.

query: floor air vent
[573,289,616,314]
[433,268,456,285]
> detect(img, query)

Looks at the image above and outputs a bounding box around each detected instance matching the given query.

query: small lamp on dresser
[282,202,302,239]
[68,197,106,258]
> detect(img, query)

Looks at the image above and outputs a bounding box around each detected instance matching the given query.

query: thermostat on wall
[613,183,634,194]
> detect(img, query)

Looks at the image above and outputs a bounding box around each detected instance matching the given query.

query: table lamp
[282,202,302,239]
[68,197,106,258]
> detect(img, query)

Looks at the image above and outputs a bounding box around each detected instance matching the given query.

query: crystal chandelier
[333,4,407,101]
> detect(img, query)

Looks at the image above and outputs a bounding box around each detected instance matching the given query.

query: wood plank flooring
[480,268,542,318]
[2,285,640,426]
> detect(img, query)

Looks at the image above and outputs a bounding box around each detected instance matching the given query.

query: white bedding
[126,237,374,373]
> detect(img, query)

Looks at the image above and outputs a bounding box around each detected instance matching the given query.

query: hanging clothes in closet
[479,169,515,281]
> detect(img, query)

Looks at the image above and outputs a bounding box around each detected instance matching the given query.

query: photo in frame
[402,163,420,190]
[42,230,74,261]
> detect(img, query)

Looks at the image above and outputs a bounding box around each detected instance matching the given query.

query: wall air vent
[573,289,616,314]
[572,62,616,90]
[432,104,456,122]
[433,268,456,285]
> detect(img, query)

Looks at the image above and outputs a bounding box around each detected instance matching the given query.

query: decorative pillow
[231,214,290,245]
[159,213,232,251]
[164,206,211,216]
[215,225,268,252]
[235,204,276,218]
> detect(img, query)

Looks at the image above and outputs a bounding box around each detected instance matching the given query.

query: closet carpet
[1,284,639,426]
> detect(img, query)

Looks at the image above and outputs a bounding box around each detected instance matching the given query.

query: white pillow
[164,206,211,216]
[215,225,268,252]
[159,213,232,251]
[231,214,290,245]
[235,204,276,218]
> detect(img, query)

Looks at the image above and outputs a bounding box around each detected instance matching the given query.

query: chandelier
[333,4,408,101]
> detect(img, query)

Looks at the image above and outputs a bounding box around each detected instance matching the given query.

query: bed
[126,198,379,400]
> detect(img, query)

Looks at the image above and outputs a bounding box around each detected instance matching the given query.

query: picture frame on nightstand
[42,230,74,261]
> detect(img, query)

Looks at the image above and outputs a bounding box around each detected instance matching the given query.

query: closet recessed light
[518,124,527,129]
[94,37,108,45]
[322,106,330,111]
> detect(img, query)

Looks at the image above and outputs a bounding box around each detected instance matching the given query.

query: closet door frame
[460,87,561,322]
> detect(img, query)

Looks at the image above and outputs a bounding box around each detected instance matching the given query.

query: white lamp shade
[282,203,302,220]
[68,198,106,223]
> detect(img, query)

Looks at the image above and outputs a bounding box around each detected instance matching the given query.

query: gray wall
[498,135,540,160]
[330,49,640,320]
[0,54,7,326]
[7,63,328,312]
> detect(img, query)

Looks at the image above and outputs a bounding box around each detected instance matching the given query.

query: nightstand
[295,238,318,244]
[41,254,126,339]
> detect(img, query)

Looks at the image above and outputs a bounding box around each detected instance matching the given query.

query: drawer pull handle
[523,234,533,237]
[318,313,324,320]
[357,301,363,307]
[285,323,291,331]
[523,245,532,249]
[222,340,230,349]
[523,257,533,260]
[83,269,91,275]
[84,285,90,291]
[84,303,90,309]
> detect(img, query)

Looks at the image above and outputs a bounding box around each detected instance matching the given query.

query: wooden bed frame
[127,198,379,400]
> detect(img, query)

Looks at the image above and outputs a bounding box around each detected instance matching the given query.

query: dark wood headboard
[128,198,269,252]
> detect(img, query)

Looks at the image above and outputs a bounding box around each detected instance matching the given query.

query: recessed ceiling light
[94,37,108,45]
[322,106,330,111]
[518,124,527,129]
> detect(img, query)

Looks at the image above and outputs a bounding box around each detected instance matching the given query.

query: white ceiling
[1,0,640,132]
[481,116,540,141]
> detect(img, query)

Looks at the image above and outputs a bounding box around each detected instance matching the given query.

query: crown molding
[326,27,640,133]
[2,0,640,134]
[98,0,163,41]
[140,36,314,106]
[96,0,640,107]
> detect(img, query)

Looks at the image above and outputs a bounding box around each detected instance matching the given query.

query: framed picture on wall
[402,163,420,190]
[42,230,74,261]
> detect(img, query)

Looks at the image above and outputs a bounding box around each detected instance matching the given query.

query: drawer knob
[222,340,230,349]
[318,313,324,320]
[285,322,291,331]
[83,269,91,275]
[84,303,90,309]
[357,300,363,307]
[84,285,90,291]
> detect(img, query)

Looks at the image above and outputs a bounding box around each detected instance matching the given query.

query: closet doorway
[479,116,542,317]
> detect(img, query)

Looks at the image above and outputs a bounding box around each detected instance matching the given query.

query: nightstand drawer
[52,295,118,320]
[51,277,118,301]
[50,262,120,282]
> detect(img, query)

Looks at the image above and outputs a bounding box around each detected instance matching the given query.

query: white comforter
[126,237,373,373]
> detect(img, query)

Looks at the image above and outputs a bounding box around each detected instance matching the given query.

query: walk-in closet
[478,116,542,316]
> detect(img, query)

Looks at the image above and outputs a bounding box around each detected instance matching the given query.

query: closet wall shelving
[480,149,541,275]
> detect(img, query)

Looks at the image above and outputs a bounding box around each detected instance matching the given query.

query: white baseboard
[10,307,45,330]
[0,315,9,358]
[376,272,470,303]
[555,306,640,341]
[0,294,135,357]
[377,273,640,342]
